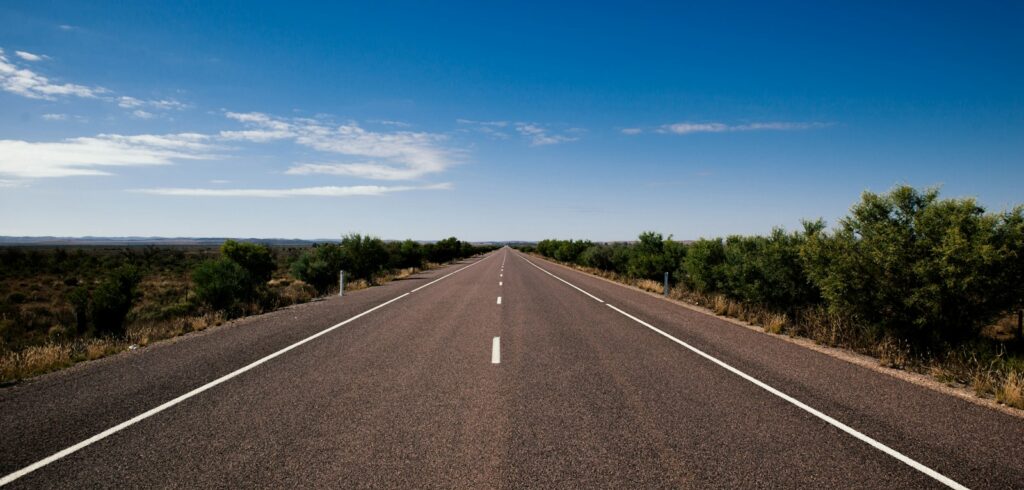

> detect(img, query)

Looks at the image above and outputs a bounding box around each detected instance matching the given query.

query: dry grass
[0,338,127,383]
[764,313,788,335]
[0,343,73,382]
[634,279,662,294]
[996,372,1024,409]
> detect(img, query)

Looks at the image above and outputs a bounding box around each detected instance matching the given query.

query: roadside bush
[681,239,726,294]
[192,258,250,311]
[717,226,821,311]
[221,240,275,284]
[427,237,463,263]
[579,244,615,270]
[555,240,591,263]
[90,265,142,337]
[389,239,424,269]
[802,186,1024,345]
[290,243,344,294]
[339,234,390,281]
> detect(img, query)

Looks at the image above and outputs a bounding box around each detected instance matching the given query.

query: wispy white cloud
[456,118,511,139]
[58,25,76,31]
[133,183,452,198]
[41,113,87,123]
[0,133,218,178]
[220,111,295,141]
[15,51,48,62]
[223,112,457,180]
[657,121,832,135]
[458,119,579,145]
[118,96,186,112]
[0,48,105,100]
[0,179,27,188]
[456,118,508,127]
[285,162,427,180]
[0,47,188,117]
[117,96,144,108]
[621,127,643,135]
[515,123,579,146]
[369,119,411,127]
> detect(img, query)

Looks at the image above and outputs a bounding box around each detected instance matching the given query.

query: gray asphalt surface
[1,247,1022,488]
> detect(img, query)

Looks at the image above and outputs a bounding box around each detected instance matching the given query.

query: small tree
[681,238,727,294]
[91,265,141,337]
[192,258,249,311]
[221,240,275,284]
[291,243,344,294]
[339,234,390,281]
[802,186,1024,344]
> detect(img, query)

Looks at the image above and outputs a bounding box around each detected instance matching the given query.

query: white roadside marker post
[664,271,669,297]
[339,270,345,297]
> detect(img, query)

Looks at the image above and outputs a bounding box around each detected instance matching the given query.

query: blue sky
[0,1,1021,241]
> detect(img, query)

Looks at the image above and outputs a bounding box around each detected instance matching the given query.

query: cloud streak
[0,133,218,178]
[656,121,832,135]
[0,48,105,100]
[14,51,48,62]
[458,119,580,145]
[133,183,453,198]
[515,123,579,146]
[223,112,457,180]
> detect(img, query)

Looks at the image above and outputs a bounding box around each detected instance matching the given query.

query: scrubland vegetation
[0,236,493,383]
[525,186,1024,408]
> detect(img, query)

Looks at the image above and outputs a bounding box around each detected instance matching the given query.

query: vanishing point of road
[2,248,1022,488]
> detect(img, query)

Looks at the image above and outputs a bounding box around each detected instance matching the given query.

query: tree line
[527,186,1024,348]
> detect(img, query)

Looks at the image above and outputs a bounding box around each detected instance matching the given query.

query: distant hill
[0,237,533,247]
[0,236,339,247]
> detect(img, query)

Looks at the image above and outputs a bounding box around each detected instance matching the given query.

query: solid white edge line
[0,254,494,487]
[516,253,604,303]
[410,254,490,293]
[492,337,501,364]
[603,303,968,490]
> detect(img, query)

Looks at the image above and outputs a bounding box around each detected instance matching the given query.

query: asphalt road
[2,247,1023,488]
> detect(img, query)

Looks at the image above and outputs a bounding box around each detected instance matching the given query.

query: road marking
[499,281,503,286]
[516,251,965,490]
[492,337,501,363]
[410,255,489,293]
[604,302,967,490]
[516,254,604,303]
[497,296,502,305]
[0,254,494,487]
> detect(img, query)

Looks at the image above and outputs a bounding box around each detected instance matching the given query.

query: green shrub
[681,239,726,293]
[427,237,463,263]
[713,226,821,311]
[221,240,275,284]
[290,244,344,294]
[192,258,250,311]
[554,240,591,263]
[802,186,1024,344]
[67,286,91,335]
[389,239,424,269]
[579,244,614,270]
[339,234,390,281]
[91,265,141,337]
